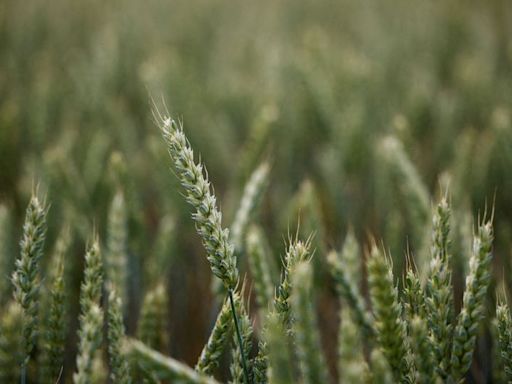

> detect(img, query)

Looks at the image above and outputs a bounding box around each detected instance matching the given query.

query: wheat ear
[450,219,493,381]
[12,194,48,379]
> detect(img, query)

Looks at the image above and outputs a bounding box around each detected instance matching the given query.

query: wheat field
[1,0,512,383]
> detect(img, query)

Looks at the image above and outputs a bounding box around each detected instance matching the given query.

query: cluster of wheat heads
[0,108,508,384]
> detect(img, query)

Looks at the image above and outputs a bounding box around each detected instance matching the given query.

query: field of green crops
[1,0,512,382]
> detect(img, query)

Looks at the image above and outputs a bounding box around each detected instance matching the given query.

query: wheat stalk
[409,315,436,383]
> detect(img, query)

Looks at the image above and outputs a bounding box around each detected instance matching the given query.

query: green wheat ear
[155,111,238,290]
[409,315,436,384]
[195,295,234,376]
[425,197,453,379]
[275,237,312,328]
[367,244,409,382]
[11,194,48,374]
[450,219,493,382]
[291,261,329,384]
[73,239,104,384]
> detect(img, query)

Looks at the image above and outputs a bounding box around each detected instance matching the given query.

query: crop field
[1,0,512,383]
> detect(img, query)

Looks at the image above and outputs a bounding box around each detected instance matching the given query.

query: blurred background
[1,0,512,382]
